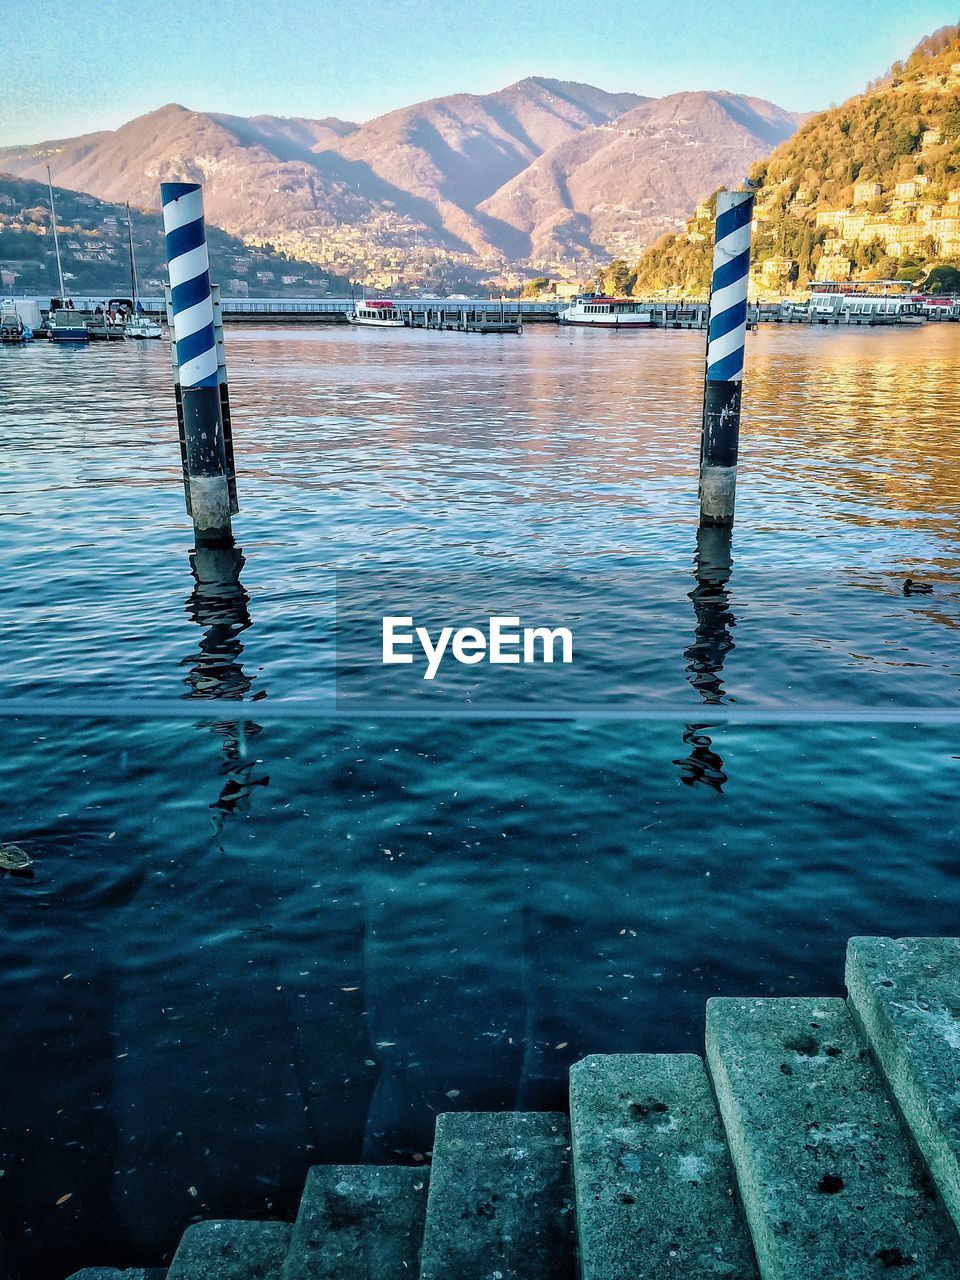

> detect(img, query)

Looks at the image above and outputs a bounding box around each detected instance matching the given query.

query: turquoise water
[0,325,958,1277]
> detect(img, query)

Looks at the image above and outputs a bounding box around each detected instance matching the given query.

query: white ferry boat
[558,295,654,328]
[800,281,925,325]
[348,299,405,327]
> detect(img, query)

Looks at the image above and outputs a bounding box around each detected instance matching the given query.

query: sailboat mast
[126,202,140,306]
[46,165,66,300]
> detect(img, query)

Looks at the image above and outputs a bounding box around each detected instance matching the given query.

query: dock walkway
[66,936,960,1278]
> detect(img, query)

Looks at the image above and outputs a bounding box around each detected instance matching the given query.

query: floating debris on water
[0,844,33,874]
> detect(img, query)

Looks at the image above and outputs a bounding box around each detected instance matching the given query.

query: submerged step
[846,936,960,1236]
[281,1165,428,1279]
[569,1053,758,1278]
[418,1111,575,1280]
[66,1271,167,1279]
[166,1220,292,1280]
[707,997,960,1279]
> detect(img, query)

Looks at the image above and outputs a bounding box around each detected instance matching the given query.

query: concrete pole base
[187,474,234,544]
[699,464,737,527]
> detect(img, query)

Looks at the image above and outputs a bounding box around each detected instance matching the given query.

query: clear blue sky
[1,0,955,144]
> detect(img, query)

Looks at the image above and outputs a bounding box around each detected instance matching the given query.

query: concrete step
[166,1221,292,1280]
[281,1165,429,1279]
[706,996,960,1279]
[418,1111,575,1280]
[569,1053,758,1278]
[847,936,960,1237]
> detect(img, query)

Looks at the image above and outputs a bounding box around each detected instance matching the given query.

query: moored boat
[805,280,926,325]
[348,299,405,327]
[124,316,162,339]
[558,294,654,327]
[48,308,90,344]
[88,306,127,341]
[0,301,26,344]
[123,206,162,338]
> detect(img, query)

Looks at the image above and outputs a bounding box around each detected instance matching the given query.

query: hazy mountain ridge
[480,91,804,262]
[0,77,805,281]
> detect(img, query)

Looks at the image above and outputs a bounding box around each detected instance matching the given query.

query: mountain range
[0,78,804,282]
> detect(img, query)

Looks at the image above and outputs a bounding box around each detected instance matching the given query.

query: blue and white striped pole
[701,189,755,527]
[161,181,232,542]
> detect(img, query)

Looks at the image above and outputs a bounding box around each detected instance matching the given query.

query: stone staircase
[67,935,960,1279]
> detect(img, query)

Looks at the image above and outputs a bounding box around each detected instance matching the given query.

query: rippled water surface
[1,325,959,1278]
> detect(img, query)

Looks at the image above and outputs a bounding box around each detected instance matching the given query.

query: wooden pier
[66,935,960,1280]
[406,304,522,333]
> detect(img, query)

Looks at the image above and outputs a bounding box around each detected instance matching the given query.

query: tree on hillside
[923,263,960,292]
[520,276,551,298]
[594,258,633,295]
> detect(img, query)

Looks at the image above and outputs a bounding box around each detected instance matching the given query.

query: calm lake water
[1,324,959,1278]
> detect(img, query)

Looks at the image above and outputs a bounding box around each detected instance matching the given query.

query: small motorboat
[0,302,26,344]
[48,307,90,344]
[124,316,162,340]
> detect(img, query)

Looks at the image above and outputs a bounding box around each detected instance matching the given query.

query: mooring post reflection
[676,525,736,791]
[182,543,253,700]
[182,542,270,833]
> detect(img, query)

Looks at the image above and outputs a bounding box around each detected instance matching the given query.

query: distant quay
[11,294,960,330]
[132,294,960,328]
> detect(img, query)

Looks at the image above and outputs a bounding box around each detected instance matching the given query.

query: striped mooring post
[700,189,755,527]
[160,181,237,543]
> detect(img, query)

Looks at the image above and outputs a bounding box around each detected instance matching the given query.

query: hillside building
[816,210,845,231]
[894,177,929,200]
[853,181,882,205]
[841,213,868,239]
[818,253,852,280]
[760,255,795,281]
